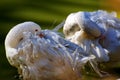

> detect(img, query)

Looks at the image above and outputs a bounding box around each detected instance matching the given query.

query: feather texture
[63,10,120,76]
[5,22,95,80]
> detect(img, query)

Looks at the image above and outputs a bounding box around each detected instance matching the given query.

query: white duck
[63,11,109,62]
[90,10,120,65]
[5,22,95,80]
[63,10,120,77]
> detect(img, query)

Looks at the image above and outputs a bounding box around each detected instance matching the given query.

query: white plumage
[90,10,120,63]
[63,10,120,77]
[5,22,95,80]
[5,22,41,67]
[63,11,109,62]
[5,10,120,79]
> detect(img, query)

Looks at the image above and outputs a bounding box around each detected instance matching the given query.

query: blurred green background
[0,0,120,80]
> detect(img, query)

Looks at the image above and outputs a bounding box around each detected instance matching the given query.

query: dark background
[0,0,120,80]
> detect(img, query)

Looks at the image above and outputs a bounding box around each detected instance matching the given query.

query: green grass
[0,0,120,80]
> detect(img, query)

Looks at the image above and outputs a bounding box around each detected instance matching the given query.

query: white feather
[5,22,95,80]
